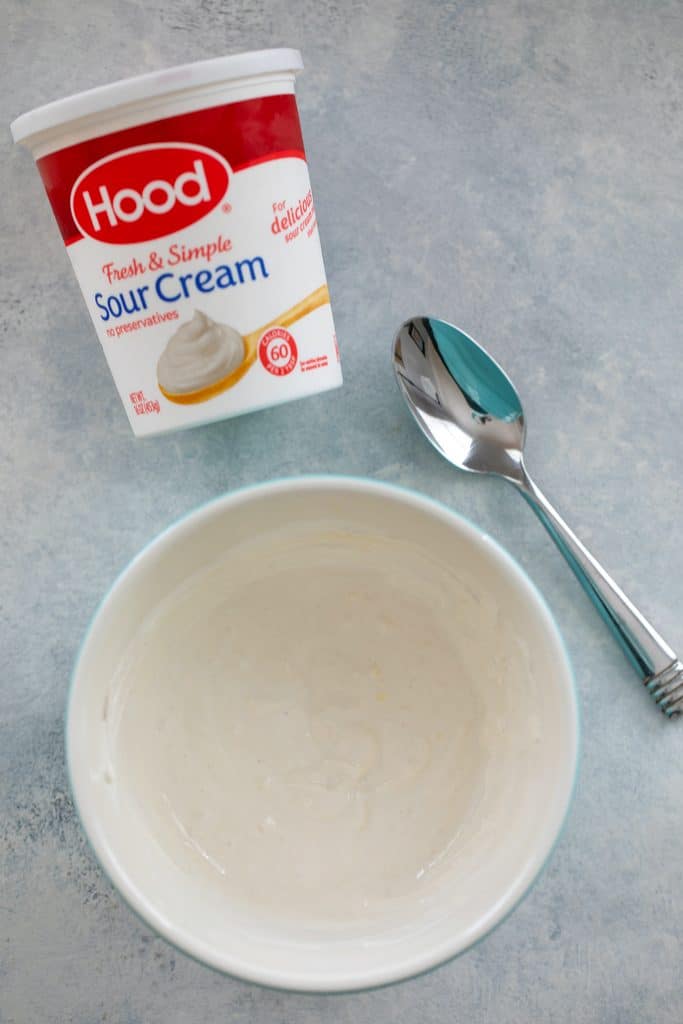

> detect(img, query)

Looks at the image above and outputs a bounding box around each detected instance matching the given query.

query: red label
[70,144,230,245]
[259,328,298,376]
[37,94,306,245]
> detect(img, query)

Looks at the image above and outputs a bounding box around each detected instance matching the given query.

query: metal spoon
[393,316,682,716]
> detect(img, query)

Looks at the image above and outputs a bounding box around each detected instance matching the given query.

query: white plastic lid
[11,48,303,145]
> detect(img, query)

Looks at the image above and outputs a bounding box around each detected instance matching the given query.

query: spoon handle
[515,469,683,716]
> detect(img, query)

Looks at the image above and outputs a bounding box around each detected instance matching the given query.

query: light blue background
[2,2,682,1021]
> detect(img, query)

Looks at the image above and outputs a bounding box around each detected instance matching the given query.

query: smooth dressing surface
[107,526,520,923]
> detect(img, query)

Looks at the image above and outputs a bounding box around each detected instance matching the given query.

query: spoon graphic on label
[158,284,330,404]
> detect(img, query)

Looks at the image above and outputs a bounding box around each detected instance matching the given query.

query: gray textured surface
[2,1,682,1021]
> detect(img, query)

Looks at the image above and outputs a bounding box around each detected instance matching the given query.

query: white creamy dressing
[156,310,245,394]
[106,528,509,922]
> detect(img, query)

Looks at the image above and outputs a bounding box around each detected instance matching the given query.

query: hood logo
[71,143,230,244]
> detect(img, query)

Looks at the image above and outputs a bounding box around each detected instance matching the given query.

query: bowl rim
[66,474,580,993]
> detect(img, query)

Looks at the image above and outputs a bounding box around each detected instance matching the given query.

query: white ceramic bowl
[67,477,578,992]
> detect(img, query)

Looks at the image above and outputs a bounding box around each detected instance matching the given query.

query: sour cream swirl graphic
[157,310,245,395]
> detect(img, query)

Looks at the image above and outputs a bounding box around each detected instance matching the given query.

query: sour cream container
[11,50,342,436]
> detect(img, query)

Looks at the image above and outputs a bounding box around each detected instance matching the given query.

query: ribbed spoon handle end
[647,660,683,717]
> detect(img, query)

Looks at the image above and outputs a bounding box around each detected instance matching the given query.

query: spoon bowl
[394,317,525,481]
